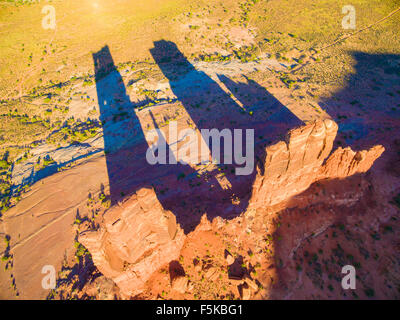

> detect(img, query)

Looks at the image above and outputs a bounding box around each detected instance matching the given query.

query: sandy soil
[0,40,399,301]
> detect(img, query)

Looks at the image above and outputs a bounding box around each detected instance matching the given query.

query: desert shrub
[82,79,94,87]
[393,193,400,209]
[364,288,375,297]
[0,160,9,170]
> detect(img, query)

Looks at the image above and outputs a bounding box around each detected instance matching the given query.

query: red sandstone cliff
[248,119,384,209]
[80,119,384,297]
[79,187,185,297]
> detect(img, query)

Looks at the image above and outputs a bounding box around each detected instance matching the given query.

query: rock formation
[79,187,185,297]
[318,144,385,179]
[249,118,384,209]
[80,118,384,298]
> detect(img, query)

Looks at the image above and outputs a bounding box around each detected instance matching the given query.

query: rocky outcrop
[318,145,385,179]
[80,119,384,298]
[79,187,185,298]
[249,119,384,209]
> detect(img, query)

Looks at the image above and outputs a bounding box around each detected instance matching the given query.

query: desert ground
[0,0,399,300]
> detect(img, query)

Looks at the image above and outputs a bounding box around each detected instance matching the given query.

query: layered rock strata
[80,119,384,297]
[79,187,185,297]
[249,119,384,208]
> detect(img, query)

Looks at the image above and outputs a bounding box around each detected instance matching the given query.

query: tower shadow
[319,51,400,150]
[94,42,302,234]
[93,46,149,203]
[93,46,186,202]
[150,40,302,185]
[94,45,206,233]
[267,52,400,299]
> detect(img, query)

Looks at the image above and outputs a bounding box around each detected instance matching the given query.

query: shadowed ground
[94,41,302,233]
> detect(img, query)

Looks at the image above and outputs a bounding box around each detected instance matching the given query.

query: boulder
[79,187,185,297]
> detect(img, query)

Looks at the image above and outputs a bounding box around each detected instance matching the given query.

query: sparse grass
[0,0,399,300]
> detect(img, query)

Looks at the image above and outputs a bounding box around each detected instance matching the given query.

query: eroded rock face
[79,187,185,297]
[249,119,384,208]
[80,119,384,298]
[318,145,385,179]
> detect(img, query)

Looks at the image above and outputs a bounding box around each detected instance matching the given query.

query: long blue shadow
[94,42,303,233]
